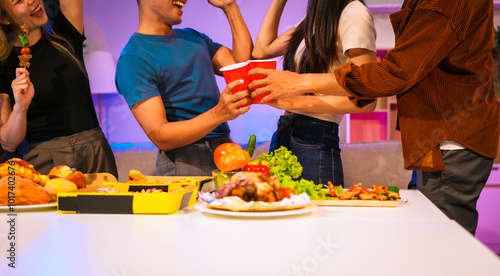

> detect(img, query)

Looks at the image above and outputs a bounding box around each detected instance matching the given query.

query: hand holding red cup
[248,59,276,103]
[220,61,252,107]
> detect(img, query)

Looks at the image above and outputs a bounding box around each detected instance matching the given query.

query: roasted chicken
[218,172,284,203]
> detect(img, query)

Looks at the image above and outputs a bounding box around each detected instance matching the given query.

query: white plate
[195,203,317,218]
[0,203,57,212]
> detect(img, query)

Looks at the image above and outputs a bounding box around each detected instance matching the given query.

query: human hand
[248,68,307,103]
[208,0,235,10]
[215,79,251,121]
[263,98,292,111]
[11,68,34,110]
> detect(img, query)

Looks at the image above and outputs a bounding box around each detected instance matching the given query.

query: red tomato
[20,47,30,55]
[214,143,251,172]
[281,187,296,199]
[242,164,270,178]
[328,186,338,197]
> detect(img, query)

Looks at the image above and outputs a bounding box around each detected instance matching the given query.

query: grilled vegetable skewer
[18,24,32,69]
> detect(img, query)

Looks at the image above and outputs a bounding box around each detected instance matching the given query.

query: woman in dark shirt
[0,0,117,177]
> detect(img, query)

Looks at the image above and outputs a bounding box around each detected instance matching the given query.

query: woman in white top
[251,0,377,187]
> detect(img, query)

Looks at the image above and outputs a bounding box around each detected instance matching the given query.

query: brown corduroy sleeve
[334,10,460,100]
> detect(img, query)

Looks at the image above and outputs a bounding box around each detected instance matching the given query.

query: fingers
[16,67,30,78]
[224,79,244,94]
[248,67,271,77]
[224,79,253,104]
[247,68,272,91]
[12,69,31,94]
[250,86,273,104]
[248,79,265,92]
[237,104,251,114]
[229,89,253,108]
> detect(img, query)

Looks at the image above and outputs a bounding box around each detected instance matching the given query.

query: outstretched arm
[265,48,378,113]
[209,0,253,65]
[251,9,462,103]
[248,48,377,103]
[266,94,376,114]
[252,0,294,59]
[59,0,84,35]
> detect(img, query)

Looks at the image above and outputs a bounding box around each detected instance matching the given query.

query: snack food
[0,158,46,185]
[48,165,86,189]
[0,177,50,206]
[335,183,400,201]
[44,178,78,201]
[127,170,159,184]
[18,24,32,68]
[94,185,193,194]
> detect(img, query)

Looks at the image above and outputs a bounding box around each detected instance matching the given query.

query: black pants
[418,149,493,235]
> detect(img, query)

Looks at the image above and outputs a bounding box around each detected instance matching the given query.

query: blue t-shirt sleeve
[115,54,159,109]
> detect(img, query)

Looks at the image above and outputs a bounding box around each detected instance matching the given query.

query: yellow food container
[57,176,211,214]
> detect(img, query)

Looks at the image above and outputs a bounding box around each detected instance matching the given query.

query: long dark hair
[283,0,364,74]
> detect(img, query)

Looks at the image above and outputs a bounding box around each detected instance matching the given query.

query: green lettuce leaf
[255,146,303,179]
[254,147,325,200]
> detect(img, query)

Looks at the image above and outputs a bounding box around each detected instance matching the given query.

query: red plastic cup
[220,61,252,106]
[248,59,277,103]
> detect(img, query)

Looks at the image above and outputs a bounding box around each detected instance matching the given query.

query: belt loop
[205,140,210,153]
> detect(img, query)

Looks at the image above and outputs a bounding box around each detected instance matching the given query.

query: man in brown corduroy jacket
[249,0,499,235]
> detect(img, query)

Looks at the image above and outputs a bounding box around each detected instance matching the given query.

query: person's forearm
[0,105,28,152]
[59,0,84,34]
[305,73,353,97]
[281,95,376,114]
[253,0,287,59]
[146,109,227,152]
[223,3,253,62]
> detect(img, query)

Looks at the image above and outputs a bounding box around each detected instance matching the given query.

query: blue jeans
[270,114,343,187]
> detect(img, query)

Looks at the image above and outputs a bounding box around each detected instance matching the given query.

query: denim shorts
[270,114,343,187]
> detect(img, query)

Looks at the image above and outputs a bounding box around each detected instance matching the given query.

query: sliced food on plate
[199,171,311,212]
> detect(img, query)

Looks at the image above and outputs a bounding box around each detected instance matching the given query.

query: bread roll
[48,165,86,189]
[44,178,78,201]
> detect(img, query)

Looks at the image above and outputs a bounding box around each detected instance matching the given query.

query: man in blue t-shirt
[116,0,253,176]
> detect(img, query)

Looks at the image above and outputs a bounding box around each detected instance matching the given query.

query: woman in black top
[0,0,117,177]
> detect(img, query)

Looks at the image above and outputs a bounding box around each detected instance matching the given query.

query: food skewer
[18,24,32,69]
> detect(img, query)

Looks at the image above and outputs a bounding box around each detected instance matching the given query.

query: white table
[1,190,499,276]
